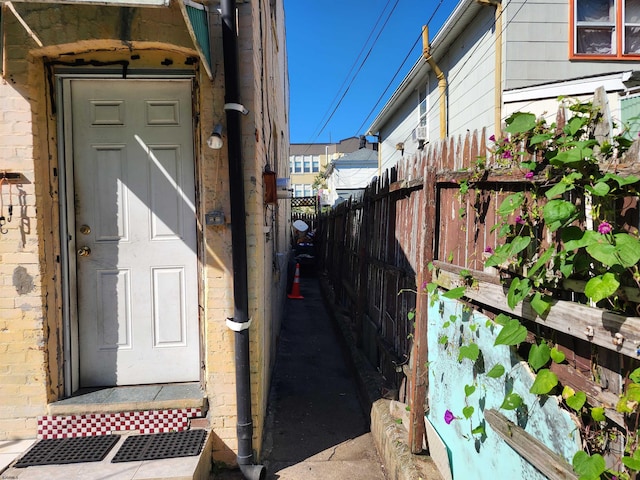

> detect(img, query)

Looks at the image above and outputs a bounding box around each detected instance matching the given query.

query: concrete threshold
[0,431,212,480]
[48,383,206,416]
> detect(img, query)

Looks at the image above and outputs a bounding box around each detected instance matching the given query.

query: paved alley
[214,271,387,480]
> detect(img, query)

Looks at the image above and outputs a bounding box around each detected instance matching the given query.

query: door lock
[77,246,91,257]
[79,225,91,235]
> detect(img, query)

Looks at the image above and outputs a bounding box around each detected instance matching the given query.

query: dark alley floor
[213,271,387,480]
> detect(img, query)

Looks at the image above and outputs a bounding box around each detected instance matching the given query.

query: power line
[305,0,402,145]
[353,0,448,136]
[307,0,396,142]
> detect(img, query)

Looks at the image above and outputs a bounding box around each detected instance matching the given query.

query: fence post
[408,146,437,453]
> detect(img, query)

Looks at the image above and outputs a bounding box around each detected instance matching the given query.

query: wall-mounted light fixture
[207,124,224,149]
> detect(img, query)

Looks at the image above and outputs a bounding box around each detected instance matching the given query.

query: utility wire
[353,0,448,136]
[307,0,396,142]
[306,0,402,145]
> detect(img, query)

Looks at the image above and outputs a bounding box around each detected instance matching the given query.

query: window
[419,87,427,127]
[294,184,304,197]
[292,155,303,173]
[572,0,640,57]
[303,155,312,173]
[312,155,320,173]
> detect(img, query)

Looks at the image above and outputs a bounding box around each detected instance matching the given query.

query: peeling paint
[12,266,35,295]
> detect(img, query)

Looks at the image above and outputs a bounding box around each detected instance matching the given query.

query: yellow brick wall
[0,0,290,465]
[0,78,48,441]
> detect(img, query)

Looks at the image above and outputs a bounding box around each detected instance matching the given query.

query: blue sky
[284,0,459,144]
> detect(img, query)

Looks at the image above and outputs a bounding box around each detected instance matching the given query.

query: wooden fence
[317,92,640,466]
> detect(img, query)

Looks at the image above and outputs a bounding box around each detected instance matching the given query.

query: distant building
[324,148,379,207]
[289,136,376,200]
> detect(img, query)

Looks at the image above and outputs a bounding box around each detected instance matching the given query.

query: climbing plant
[429,97,640,479]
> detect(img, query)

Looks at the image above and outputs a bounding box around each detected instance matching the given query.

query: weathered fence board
[317,94,640,462]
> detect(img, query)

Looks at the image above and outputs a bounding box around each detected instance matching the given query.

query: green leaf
[438,335,448,345]
[622,455,640,471]
[590,406,606,422]
[486,364,506,378]
[505,112,537,134]
[407,310,415,321]
[530,292,551,317]
[497,192,525,217]
[545,181,574,199]
[507,278,531,310]
[584,273,620,303]
[564,116,588,136]
[464,384,476,397]
[562,228,599,251]
[494,313,511,326]
[585,181,610,197]
[572,451,606,480]
[530,133,553,145]
[458,343,480,362]
[550,347,566,364]
[509,235,532,256]
[543,200,579,232]
[463,405,474,419]
[626,383,640,403]
[494,319,528,346]
[586,233,640,268]
[566,391,586,411]
[629,367,640,384]
[442,286,466,299]
[500,392,523,410]
[601,172,640,187]
[528,343,551,372]
[527,248,555,279]
[529,369,558,395]
[471,425,485,435]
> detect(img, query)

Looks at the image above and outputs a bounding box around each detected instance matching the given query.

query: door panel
[69,79,199,386]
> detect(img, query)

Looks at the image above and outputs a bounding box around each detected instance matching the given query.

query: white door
[68,79,200,386]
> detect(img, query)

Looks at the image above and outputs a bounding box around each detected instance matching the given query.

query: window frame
[570,0,640,59]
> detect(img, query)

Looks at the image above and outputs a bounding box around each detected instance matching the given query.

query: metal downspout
[220,0,266,479]
[476,0,503,136]
[422,25,447,139]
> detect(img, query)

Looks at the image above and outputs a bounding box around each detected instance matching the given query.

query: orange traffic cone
[288,263,304,299]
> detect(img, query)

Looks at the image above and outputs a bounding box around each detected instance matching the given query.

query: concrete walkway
[214,271,387,479]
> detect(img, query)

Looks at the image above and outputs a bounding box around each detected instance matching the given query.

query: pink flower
[421,281,428,291]
[525,171,534,180]
[489,134,496,142]
[484,246,494,254]
[444,409,456,425]
[515,215,525,225]
[597,221,612,235]
[501,150,513,159]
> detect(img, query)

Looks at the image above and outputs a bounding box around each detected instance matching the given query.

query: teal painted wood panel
[186,4,211,71]
[622,95,640,139]
[427,296,581,479]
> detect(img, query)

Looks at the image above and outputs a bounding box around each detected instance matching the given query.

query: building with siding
[368,0,640,172]
[0,0,289,470]
[289,136,376,202]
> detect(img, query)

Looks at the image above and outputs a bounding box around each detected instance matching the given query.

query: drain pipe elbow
[239,463,266,480]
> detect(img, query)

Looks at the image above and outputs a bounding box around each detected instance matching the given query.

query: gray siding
[505,0,638,90]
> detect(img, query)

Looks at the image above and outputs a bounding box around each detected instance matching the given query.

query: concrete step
[0,430,212,480]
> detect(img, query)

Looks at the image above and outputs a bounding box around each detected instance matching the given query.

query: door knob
[79,225,91,235]
[78,246,91,257]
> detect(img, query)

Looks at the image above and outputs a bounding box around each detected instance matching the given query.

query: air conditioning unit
[412,126,428,142]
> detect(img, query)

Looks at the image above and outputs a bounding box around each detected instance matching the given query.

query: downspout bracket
[226,318,253,332]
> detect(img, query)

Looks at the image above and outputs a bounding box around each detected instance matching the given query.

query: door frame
[56,72,202,395]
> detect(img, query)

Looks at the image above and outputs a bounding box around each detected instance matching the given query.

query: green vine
[427,97,640,479]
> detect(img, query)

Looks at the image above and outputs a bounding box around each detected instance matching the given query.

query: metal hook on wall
[0,175,7,234]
